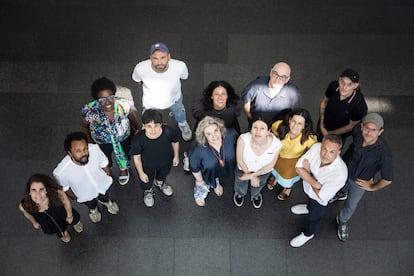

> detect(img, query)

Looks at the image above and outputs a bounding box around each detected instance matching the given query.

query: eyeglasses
[363,125,380,134]
[97,95,115,104]
[271,70,289,81]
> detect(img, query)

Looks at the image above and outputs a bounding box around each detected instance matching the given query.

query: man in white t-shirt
[131,42,192,141]
[53,132,119,223]
[289,134,348,247]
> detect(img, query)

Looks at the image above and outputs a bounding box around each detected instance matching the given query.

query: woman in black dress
[19,174,83,243]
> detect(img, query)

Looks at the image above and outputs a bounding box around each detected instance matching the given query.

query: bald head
[269,62,291,87]
[272,62,291,76]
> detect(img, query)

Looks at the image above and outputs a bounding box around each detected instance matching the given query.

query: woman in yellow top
[267,108,317,200]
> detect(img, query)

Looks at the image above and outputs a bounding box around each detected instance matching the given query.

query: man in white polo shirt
[289,134,348,247]
[53,132,119,223]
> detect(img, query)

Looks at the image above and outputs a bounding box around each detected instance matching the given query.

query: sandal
[267,175,277,190]
[214,184,223,197]
[60,231,71,243]
[119,170,130,186]
[277,188,291,201]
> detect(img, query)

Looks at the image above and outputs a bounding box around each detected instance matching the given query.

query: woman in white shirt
[233,116,282,208]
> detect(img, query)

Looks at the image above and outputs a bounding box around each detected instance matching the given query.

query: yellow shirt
[271,120,317,159]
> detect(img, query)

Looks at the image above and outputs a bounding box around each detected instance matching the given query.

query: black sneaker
[336,216,349,241]
[233,193,244,207]
[252,194,263,209]
[329,193,348,204]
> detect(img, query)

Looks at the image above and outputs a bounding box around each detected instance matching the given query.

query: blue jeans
[338,178,366,224]
[234,168,270,200]
[168,95,187,124]
[143,95,187,124]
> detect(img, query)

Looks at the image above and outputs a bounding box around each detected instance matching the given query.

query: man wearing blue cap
[336,112,393,241]
[132,42,192,141]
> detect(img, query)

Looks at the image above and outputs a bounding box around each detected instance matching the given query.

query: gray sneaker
[73,221,83,233]
[179,121,192,141]
[143,189,155,207]
[336,216,349,241]
[153,179,174,196]
[88,208,102,223]
[99,200,119,215]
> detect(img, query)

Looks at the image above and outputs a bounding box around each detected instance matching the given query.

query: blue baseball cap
[149,42,169,54]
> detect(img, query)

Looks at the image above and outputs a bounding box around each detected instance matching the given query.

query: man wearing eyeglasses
[318,69,368,143]
[336,113,393,241]
[241,62,301,126]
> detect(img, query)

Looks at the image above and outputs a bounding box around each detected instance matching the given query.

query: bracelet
[67,215,73,218]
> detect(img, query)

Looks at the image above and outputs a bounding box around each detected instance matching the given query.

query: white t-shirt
[53,144,113,203]
[131,59,189,109]
[238,132,282,173]
[296,143,348,206]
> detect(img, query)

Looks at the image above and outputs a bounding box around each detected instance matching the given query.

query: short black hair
[142,109,163,125]
[64,132,88,152]
[90,77,116,99]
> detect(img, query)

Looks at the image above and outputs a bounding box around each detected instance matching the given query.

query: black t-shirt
[324,81,368,131]
[129,125,180,168]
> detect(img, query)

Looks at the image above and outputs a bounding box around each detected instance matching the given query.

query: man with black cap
[336,112,393,241]
[318,68,368,143]
[131,42,192,141]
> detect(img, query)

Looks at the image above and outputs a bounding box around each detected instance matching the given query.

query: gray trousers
[234,168,270,200]
[338,178,366,224]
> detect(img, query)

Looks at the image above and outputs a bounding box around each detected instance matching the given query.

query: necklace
[208,139,225,167]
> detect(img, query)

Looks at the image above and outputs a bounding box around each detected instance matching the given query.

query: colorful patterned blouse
[81,99,131,144]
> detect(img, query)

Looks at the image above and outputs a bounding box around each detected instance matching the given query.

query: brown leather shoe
[277,188,291,201]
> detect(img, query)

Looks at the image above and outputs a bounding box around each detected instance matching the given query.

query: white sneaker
[291,204,309,215]
[143,189,155,207]
[88,208,102,223]
[99,200,119,215]
[290,232,314,247]
[153,179,174,196]
[183,152,190,172]
[179,121,192,141]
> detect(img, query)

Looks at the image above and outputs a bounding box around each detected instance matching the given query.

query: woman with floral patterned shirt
[81,77,140,185]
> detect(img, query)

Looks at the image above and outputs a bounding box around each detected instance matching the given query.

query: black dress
[21,199,80,238]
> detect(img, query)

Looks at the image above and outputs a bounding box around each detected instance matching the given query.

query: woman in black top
[192,80,242,133]
[19,174,83,243]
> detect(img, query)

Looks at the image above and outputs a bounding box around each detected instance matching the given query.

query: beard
[73,155,89,165]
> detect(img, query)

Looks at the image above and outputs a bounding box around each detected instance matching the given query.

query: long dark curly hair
[22,174,63,214]
[201,80,239,110]
[276,108,316,145]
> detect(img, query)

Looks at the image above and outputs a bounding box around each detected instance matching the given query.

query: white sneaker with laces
[153,179,174,196]
[291,204,309,215]
[144,189,155,207]
[290,232,314,247]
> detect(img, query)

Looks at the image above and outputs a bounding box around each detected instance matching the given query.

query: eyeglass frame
[271,70,289,81]
[97,95,116,104]
[362,124,381,134]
